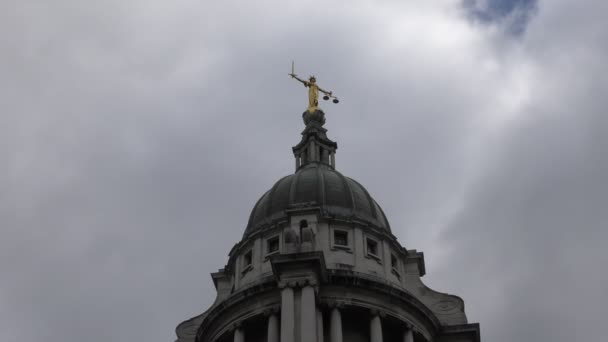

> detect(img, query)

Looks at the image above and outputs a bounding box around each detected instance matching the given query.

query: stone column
[370,314,383,342]
[403,327,414,342]
[317,309,324,342]
[300,285,317,342]
[233,327,244,342]
[267,313,279,342]
[330,307,343,342]
[309,141,316,162]
[281,286,295,342]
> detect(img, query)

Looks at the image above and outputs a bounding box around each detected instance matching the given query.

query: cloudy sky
[2,0,607,341]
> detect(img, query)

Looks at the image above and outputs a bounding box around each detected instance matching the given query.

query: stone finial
[302,109,326,126]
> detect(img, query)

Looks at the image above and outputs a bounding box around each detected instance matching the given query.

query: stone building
[175,109,480,342]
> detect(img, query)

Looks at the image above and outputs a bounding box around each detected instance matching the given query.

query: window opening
[334,230,348,246]
[267,236,279,254]
[367,238,379,257]
[243,250,253,267]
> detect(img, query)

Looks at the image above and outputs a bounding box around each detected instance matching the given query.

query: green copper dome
[244,110,391,238]
[244,163,391,238]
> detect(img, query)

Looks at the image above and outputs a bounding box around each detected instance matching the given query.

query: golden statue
[289,62,338,112]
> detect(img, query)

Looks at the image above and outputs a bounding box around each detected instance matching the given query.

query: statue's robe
[305,81,319,110]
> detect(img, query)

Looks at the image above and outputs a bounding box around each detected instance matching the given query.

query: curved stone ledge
[196,281,280,342]
[195,269,455,342]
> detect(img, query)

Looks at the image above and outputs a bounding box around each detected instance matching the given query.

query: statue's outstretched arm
[317,86,332,96]
[290,74,308,86]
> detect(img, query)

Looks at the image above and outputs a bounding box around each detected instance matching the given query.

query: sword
[289,60,296,78]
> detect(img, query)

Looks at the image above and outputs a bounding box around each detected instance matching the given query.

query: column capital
[323,300,346,309]
[303,278,318,287]
[228,321,243,332]
[278,280,296,289]
[263,305,281,316]
[278,277,318,289]
[370,308,386,318]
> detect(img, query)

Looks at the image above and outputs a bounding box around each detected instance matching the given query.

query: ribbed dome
[245,163,391,237]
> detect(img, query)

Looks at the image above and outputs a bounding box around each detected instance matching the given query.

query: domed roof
[244,163,391,237]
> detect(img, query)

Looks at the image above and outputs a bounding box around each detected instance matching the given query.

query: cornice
[195,268,448,342]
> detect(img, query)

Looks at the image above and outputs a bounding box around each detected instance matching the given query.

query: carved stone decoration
[432,299,462,314]
[285,228,298,244]
[301,227,314,242]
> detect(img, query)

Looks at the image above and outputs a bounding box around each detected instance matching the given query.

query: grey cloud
[1,1,606,342]
[428,3,608,341]
[434,106,607,341]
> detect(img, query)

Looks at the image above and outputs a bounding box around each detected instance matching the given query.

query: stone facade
[176,110,480,342]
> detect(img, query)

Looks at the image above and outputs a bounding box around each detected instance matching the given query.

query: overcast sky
[1,1,607,341]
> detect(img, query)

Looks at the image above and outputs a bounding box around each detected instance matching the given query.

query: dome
[245,163,391,237]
